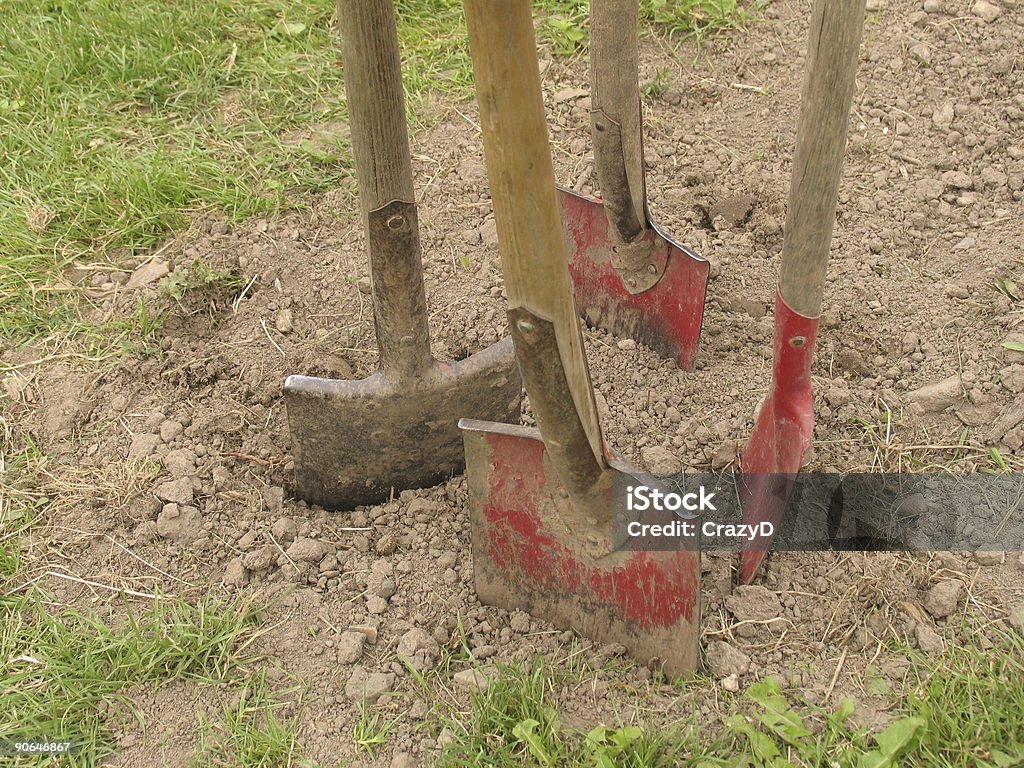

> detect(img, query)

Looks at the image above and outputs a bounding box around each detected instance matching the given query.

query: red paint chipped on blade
[559,189,709,370]
[481,428,697,630]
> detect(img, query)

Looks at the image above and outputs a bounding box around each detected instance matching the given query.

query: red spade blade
[558,188,709,371]
[738,290,820,584]
[460,418,701,676]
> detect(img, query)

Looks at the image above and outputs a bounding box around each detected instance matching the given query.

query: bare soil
[4,0,1024,765]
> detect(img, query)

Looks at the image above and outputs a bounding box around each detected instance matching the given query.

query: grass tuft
[432,628,1024,768]
[534,0,750,54]
[906,625,1024,766]
[194,670,308,768]
[643,0,749,40]
[436,657,686,767]
[0,591,263,765]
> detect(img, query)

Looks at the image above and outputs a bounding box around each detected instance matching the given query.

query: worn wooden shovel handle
[338,0,414,210]
[338,0,432,380]
[590,0,647,242]
[464,0,605,471]
[779,0,866,317]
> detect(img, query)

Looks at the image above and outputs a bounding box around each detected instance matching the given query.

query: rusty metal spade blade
[284,0,520,511]
[287,347,519,511]
[285,201,521,511]
[559,189,709,370]
[558,0,709,371]
[461,418,700,675]
[461,0,699,675]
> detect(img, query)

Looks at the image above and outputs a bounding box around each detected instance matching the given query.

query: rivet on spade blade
[386,214,405,230]
[790,336,807,347]
[516,318,535,336]
[647,263,657,274]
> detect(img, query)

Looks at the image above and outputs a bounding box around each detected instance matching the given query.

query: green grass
[436,657,687,767]
[0,591,263,766]
[0,0,747,342]
[537,0,750,54]
[906,626,1024,766]
[352,699,397,757]
[0,438,302,766]
[644,0,749,37]
[0,0,482,341]
[0,433,49,581]
[194,670,310,768]
[0,0,341,337]
[435,628,1024,768]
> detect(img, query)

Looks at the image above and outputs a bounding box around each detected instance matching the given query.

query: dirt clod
[709,195,754,230]
[907,375,962,412]
[1000,365,1024,393]
[345,667,395,703]
[133,520,160,544]
[128,433,160,459]
[1008,604,1024,634]
[156,504,203,545]
[711,440,741,471]
[350,625,379,644]
[640,445,681,475]
[705,640,751,677]
[287,537,328,563]
[162,449,196,478]
[155,478,194,505]
[390,753,419,768]
[270,516,297,543]
[397,628,440,673]
[126,260,169,289]
[262,486,285,513]
[923,579,964,619]
[721,673,740,692]
[971,0,1002,22]
[242,545,276,572]
[275,309,294,333]
[336,631,366,664]
[973,551,1004,566]
[725,585,782,623]
[915,623,945,654]
[159,419,184,443]
[452,667,494,693]
[222,557,248,587]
